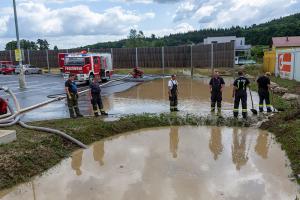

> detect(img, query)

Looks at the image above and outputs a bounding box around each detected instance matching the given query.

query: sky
[0,0,299,50]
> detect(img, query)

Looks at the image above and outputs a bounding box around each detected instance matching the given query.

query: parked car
[1,65,15,75]
[0,64,15,75]
[15,65,42,75]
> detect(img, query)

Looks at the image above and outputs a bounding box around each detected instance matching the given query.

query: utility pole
[13,0,26,88]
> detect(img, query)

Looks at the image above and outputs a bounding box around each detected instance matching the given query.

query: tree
[128,29,137,39]
[37,39,50,50]
[53,45,58,50]
[5,40,38,50]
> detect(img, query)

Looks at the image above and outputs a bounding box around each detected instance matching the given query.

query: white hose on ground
[0,86,88,149]
[18,121,88,149]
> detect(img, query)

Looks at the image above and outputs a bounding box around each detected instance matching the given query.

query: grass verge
[0,114,257,191]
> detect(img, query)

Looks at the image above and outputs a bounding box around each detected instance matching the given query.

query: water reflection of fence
[0,42,234,69]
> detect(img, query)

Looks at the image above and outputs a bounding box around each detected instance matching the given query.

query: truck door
[93,56,100,75]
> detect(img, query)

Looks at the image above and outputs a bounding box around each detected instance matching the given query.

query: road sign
[15,49,22,61]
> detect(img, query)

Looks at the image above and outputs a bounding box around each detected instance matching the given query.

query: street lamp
[12,0,26,89]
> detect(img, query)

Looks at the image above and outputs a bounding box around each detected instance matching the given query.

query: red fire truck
[59,51,113,83]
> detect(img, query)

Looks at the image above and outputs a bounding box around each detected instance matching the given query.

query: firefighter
[168,74,179,112]
[257,72,272,113]
[209,70,225,114]
[131,67,144,78]
[0,97,8,115]
[90,76,108,116]
[65,74,83,118]
[232,71,250,119]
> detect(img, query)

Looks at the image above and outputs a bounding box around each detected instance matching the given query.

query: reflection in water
[255,132,270,159]
[71,150,83,176]
[231,128,249,170]
[93,141,105,166]
[169,127,179,158]
[209,127,223,160]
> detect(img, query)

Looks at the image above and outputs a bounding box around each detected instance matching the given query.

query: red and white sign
[277,52,294,80]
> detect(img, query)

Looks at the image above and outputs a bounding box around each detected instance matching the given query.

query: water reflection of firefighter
[0,97,8,115]
[65,74,83,118]
[255,132,269,159]
[90,76,108,116]
[209,70,225,114]
[209,127,223,160]
[168,74,179,112]
[93,141,105,166]
[257,72,272,113]
[233,71,250,119]
[71,150,83,176]
[169,126,179,158]
[231,128,248,170]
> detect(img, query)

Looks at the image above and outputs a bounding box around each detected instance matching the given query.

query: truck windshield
[64,57,84,66]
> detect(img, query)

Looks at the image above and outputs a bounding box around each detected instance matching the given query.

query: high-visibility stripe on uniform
[233,108,239,112]
[242,109,247,113]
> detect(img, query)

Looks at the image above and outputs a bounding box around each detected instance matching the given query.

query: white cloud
[144,22,195,37]
[173,0,300,28]
[0,2,153,38]
[0,16,9,36]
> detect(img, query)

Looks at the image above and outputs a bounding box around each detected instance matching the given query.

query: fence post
[162,46,165,76]
[135,47,138,67]
[46,49,50,73]
[211,43,214,75]
[191,45,193,78]
[27,49,30,65]
[111,48,114,69]
[9,50,12,62]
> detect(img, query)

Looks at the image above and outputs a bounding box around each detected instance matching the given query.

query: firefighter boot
[242,112,247,119]
[217,107,221,115]
[74,106,83,118]
[100,110,108,116]
[69,108,76,118]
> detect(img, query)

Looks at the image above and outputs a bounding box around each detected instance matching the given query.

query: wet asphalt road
[0,74,144,121]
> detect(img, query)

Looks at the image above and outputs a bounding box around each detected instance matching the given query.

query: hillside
[85,13,300,49]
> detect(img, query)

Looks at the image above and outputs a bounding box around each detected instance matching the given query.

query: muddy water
[1,126,299,200]
[100,77,259,117]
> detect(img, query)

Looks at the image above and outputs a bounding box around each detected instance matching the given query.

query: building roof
[272,36,300,47]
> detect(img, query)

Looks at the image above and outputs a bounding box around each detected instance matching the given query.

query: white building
[203,36,252,64]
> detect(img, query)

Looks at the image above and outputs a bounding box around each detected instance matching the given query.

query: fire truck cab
[60,51,113,83]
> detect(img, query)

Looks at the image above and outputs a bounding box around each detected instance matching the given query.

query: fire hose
[0,75,130,149]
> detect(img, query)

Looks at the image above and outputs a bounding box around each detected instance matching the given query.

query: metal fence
[0,42,234,69]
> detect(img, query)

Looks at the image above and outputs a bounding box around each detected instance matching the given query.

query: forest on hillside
[85,13,300,49]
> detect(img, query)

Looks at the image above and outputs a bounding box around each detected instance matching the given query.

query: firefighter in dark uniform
[65,74,83,118]
[257,72,272,113]
[90,76,108,116]
[233,71,250,119]
[209,70,225,114]
[168,74,179,112]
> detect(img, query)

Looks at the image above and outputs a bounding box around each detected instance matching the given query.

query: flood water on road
[1,126,299,200]
[3,75,260,121]
[101,77,259,117]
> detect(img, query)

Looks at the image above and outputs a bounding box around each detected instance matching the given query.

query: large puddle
[1,126,299,200]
